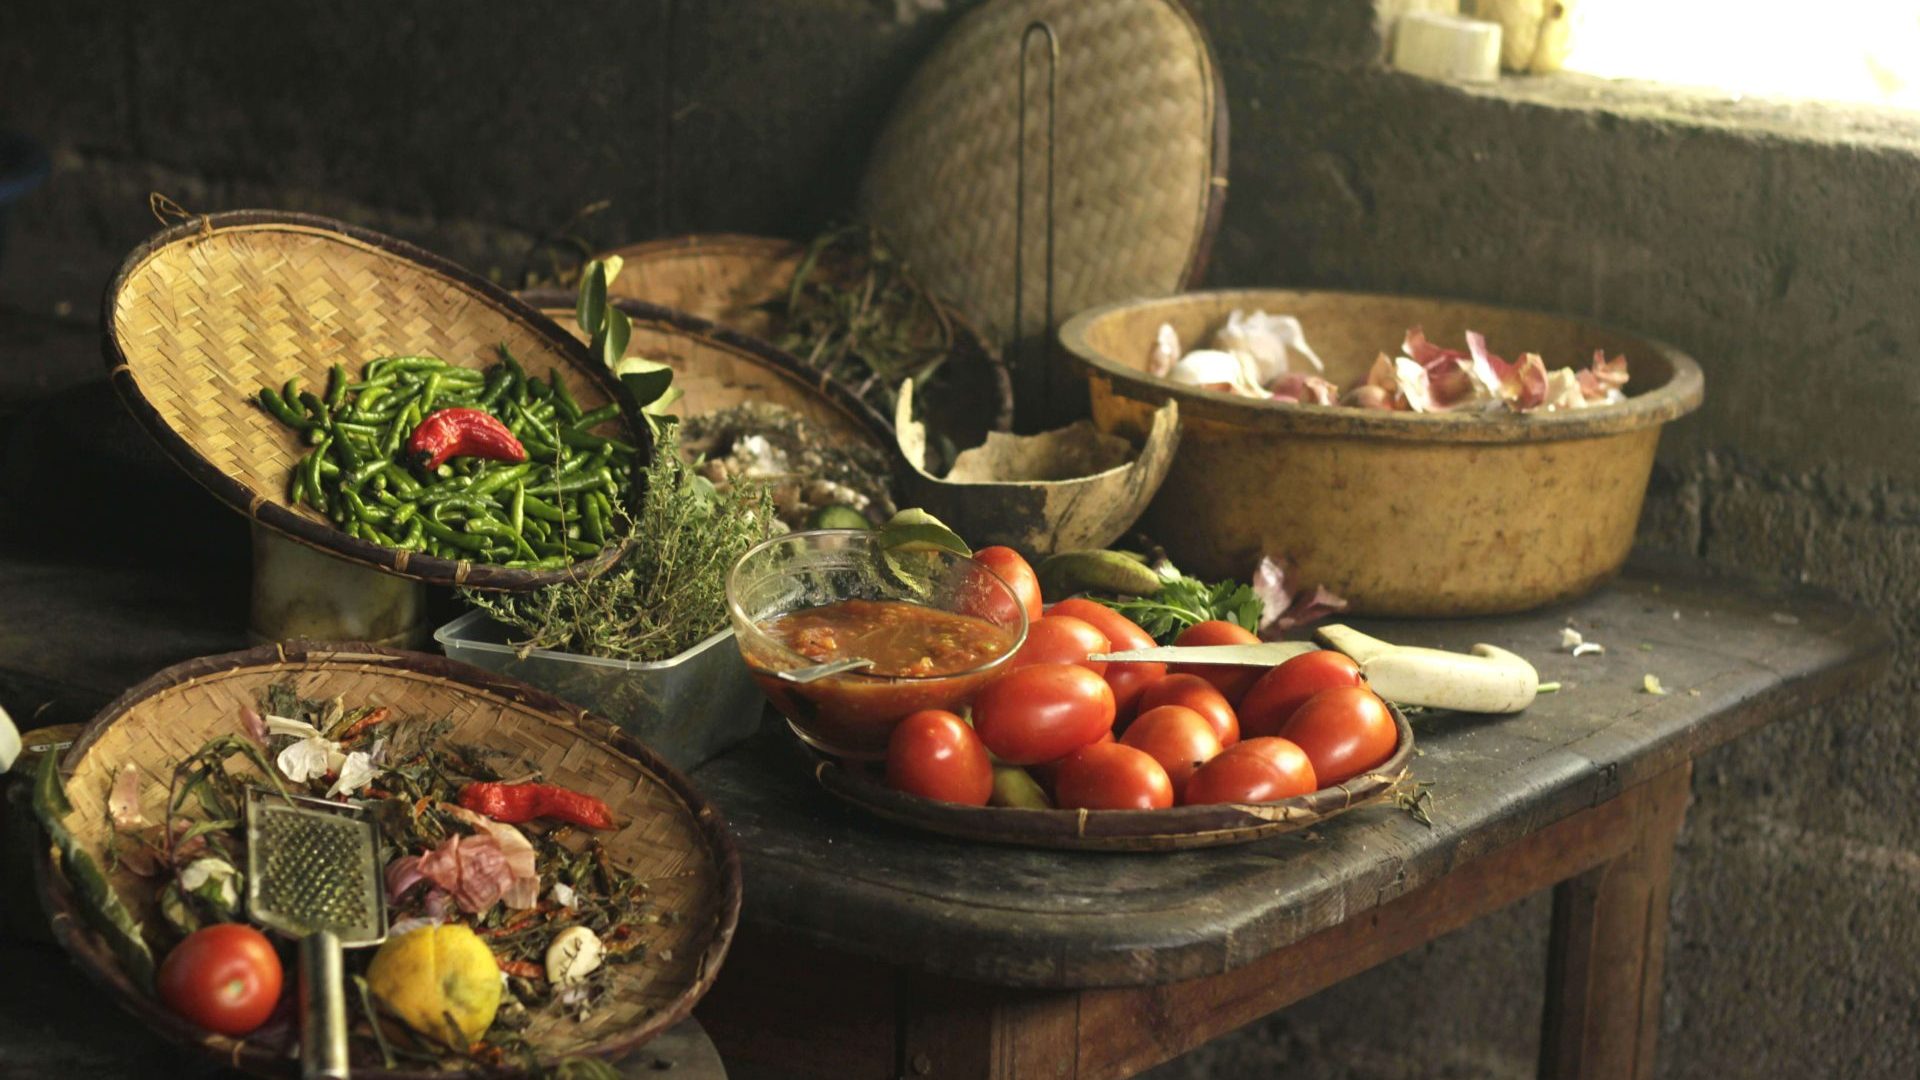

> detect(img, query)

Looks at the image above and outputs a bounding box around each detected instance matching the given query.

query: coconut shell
[894,379,1179,556]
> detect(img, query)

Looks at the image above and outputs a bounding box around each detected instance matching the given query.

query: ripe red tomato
[885,710,993,806]
[1119,705,1223,798]
[974,546,1044,625]
[1171,620,1264,704]
[1138,673,1239,747]
[157,923,284,1036]
[972,662,1116,765]
[1221,736,1318,797]
[1238,650,1364,739]
[1277,686,1397,786]
[1048,599,1166,725]
[1053,742,1174,810]
[1182,752,1291,806]
[1010,615,1111,676]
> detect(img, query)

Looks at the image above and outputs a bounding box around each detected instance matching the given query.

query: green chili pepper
[257,387,312,429]
[548,369,582,423]
[418,516,491,553]
[559,428,637,455]
[305,439,331,512]
[417,371,443,414]
[568,403,621,430]
[325,364,348,410]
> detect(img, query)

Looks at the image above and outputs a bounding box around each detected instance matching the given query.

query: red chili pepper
[405,408,527,471]
[458,781,615,830]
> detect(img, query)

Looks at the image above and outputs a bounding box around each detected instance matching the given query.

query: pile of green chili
[255,349,636,568]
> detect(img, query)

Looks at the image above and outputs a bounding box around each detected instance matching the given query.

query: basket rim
[519,287,899,448]
[590,230,1016,434]
[1058,287,1706,443]
[101,209,648,591]
[35,641,742,1080]
[812,703,1416,851]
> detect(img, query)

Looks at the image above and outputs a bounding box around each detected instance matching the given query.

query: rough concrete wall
[3,1,1917,1077]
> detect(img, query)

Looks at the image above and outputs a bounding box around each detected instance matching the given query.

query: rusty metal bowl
[1059,289,1704,616]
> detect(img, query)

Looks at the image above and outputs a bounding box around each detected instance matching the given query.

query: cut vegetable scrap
[1642,674,1669,695]
[109,763,147,829]
[1251,554,1350,638]
[1149,322,1180,378]
[1216,309,1325,380]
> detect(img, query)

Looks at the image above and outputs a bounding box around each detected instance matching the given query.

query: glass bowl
[726,530,1029,759]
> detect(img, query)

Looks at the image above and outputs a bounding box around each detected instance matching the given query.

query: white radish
[1317,625,1539,713]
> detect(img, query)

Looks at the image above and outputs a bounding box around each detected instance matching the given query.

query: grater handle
[298,930,350,1079]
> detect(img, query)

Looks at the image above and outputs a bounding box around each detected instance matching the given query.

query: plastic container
[434,610,763,771]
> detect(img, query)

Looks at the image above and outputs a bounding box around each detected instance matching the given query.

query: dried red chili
[457,781,615,830]
[405,408,527,471]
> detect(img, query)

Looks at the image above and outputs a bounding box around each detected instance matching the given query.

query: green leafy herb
[464,424,778,663]
[1095,564,1263,644]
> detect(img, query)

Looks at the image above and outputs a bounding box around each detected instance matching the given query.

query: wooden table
[686,556,1887,1080]
[0,527,1886,1079]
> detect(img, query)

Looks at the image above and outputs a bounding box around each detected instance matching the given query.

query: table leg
[1538,763,1692,1080]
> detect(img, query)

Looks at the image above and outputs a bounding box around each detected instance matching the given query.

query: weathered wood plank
[1539,764,1690,1080]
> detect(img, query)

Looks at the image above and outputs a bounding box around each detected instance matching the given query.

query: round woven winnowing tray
[37,643,740,1078]
[103,210,644,590]
[858,0,1227,348]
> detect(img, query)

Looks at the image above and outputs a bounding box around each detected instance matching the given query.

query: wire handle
[1012,19,1059,426]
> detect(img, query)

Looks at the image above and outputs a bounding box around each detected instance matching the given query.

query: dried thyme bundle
[772,225,954,415]
[464,426,778,663]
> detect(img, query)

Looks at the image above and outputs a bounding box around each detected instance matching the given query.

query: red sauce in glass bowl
[746,599,1018,757]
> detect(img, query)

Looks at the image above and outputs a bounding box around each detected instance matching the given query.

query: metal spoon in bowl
[776,657,876,684]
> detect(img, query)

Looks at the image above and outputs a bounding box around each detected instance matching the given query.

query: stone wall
[3,1,1914,1076]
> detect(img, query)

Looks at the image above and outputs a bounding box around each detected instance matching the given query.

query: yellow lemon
[366,924,501,1048]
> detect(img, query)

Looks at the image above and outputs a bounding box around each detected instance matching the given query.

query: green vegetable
[807,505,872,531]
[1096,563,1264,644]
[32,751,156,990]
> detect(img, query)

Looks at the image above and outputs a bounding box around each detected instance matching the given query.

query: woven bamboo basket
[811,706,1414,851]
[104,211,644,591]
[1059,290,1707,615]
[36,643,740,1078]
[858,0,1227,418]
[519,290,893,451]
[598,234,1014,444]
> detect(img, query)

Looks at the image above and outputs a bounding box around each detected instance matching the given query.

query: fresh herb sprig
[1096,565,1263,644]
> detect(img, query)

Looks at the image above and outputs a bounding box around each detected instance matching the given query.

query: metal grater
[246,790,387,1080]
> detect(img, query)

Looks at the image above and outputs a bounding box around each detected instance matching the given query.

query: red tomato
[972,663,1116,765]
[974,546,1044,625]
[1048,599,1166,725]
[1182,752,1290,806]
[1277,686,1398,786]
[1171,620,1264,704]
[1119,705,1223,798]
[157,923,284,1036]
[1238,650,1364,739]
[1009,615,1111,676]
[1053,742,1174,810]
[1221,737,1318,797]
[885,710,993,806]
[1137,674,1239,747]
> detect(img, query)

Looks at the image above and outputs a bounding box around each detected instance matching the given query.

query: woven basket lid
[38,642,741,1077]
[858,0,1227,350]
[519,288,894,451]
[103,211,643,591]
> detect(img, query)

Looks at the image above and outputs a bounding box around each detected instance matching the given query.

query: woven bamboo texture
[519,290,893,452]
[812,706,1414,851]
[858,0,1227,348]
[597,233,1015,440]
[104,211,638,591]
[39,644,740,1078]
